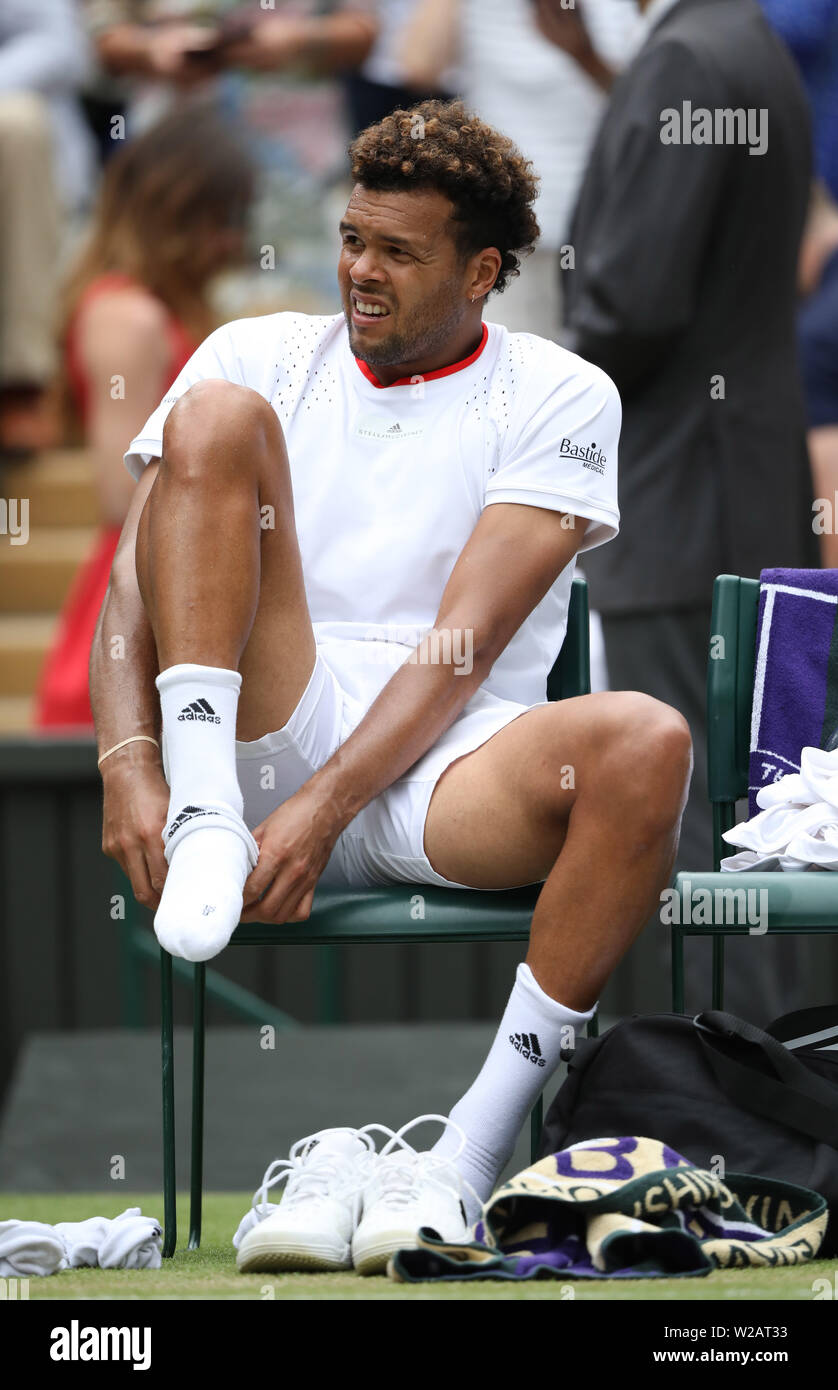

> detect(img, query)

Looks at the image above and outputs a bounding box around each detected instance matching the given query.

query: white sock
[54,1209,163,1270]
[154,664,257,963]
[432,962,595,1223]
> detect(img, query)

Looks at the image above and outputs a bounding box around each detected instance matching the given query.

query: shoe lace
[250,1127,378,1217]
[363,1113,479,1215]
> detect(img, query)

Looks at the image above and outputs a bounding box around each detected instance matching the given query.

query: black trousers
[599,607,820,1022]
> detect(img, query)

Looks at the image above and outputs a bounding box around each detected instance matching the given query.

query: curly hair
[348,100,540,296]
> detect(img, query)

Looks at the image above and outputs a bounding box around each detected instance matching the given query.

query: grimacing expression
[337,185,475,368]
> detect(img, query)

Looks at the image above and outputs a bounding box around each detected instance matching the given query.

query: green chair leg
[587,1014,598,1039]
[530,1096,543,1162]
[161,948,177,1259]
[672,926,685,1013]
[189,962,206,1250]
[711,936,725,1010]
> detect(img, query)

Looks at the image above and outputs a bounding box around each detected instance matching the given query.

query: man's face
[337,184,474,369]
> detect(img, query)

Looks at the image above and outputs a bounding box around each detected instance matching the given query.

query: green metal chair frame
[161,575,596,1256]
[671,574,838,1012]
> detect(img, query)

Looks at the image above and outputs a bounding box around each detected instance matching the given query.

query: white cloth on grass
[55,1208,162,1270]
[0,1208,162,1275]
[0,1219,66,1277]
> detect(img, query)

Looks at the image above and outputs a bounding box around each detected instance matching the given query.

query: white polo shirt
[126,311,620,711]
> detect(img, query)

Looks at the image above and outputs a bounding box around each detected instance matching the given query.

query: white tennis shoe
[234,1116,474,1276]
[234,1127,378,1273]
[352,1115,473,1276]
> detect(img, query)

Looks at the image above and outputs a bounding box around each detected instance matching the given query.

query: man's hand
[146,23,225,84]
[220,16,311,72]
[240,783,344,924]
[102,755,170,910]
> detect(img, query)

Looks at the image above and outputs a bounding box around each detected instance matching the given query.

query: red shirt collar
[354,322,489,388]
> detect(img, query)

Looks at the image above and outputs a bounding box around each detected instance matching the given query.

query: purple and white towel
[722,569,838,871]
[387,1137,827,1282]
[748,568,838,814]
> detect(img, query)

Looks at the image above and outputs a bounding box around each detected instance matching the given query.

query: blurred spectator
[341,0,460,136]
[84,0,378,129]
[563,0,816,1014]
[83,2,382,312]
[759,0,838,202]
[35,104,254,729]
[799,182,838,567]
[400,0,643,340]
[0,0,97,453]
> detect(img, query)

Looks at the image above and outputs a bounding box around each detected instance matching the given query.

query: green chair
[161,574,595,1255]
[671,574,838,1013]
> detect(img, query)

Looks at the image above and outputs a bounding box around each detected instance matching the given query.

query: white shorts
[235,637,539,890]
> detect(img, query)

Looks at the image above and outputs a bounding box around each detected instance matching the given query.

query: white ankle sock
[154,664,257,963]
[157,663,244,815]
[432,962,595,1222]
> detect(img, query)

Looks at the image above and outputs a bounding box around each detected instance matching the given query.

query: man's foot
[154,805,258,962]
[352,1115,473,1277]
[234,1128,378,1273]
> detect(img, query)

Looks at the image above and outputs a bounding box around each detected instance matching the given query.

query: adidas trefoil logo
[509,1031,546,1067]
[178,698,221,724]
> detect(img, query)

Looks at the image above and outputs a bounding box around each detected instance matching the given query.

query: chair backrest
[547,574,591,702]
[707,573,760,806]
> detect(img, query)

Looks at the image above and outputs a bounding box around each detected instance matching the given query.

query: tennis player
[91,101,691,1269]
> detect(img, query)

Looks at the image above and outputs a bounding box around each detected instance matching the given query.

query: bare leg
[425,693,691,1210]
[134,379,317,959]
[424,692,692,1006]
[135,378,315,740]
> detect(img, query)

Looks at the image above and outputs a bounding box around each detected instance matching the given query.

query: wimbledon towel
[749,568,838,816]
[389,1136,827,1282]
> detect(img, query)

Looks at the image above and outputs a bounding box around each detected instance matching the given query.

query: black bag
[538,1007,838,1255]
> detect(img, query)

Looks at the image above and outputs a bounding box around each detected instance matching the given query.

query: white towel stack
[722,747,838,871]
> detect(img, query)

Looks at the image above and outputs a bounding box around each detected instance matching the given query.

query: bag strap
[693,1011,838,1148]
[766,1006,838,1051]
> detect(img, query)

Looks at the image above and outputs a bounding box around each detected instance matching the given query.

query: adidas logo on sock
[177,698,221,724]
[166,805,218,841]
[386,422,402,433]
[509,1032,546,1067]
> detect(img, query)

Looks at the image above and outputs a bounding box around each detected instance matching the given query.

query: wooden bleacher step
[3,450,98,528]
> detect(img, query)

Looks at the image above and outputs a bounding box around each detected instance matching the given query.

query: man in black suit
[547,0,817,1012]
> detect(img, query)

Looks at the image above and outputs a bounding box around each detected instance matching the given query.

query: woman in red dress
[36,104,254,729]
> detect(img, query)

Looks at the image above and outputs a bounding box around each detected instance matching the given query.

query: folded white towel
[797,747,838,811]
[755,776,809,809]
[722,745,838,871]
[0,1220,66,1277]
